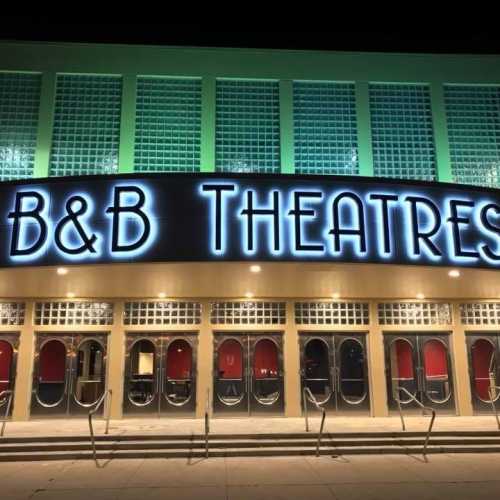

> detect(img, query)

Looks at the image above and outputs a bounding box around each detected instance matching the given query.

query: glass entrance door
[299,333,369,414]
[123,333,197,417]
[31,333,108,417]
[0,333,19,417]
[385,333,455,413]
[467,333,500,413]
[213,333,284,416]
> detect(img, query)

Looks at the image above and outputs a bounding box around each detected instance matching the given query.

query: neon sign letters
[0,174,499,269]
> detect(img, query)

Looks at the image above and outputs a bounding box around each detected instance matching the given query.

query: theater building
[0,40,500,422]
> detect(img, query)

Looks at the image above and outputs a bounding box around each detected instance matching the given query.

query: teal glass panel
[0,72,41,181]
[216,79,280,173]
[369,84,436,181]
[49,75,122,177]
[294,81,358,175]
[135,77,201,172]
[445,85,500,188]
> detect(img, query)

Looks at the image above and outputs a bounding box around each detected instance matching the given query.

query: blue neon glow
[199,182,238,256]
[54,193,103,261]
[366,192,398,259]
[474,199,500,265]
[442,196,480,263]
[325,191,368,257]
[403,193,443,262]
[286,188,326,257]
[105,183,158,259]
[237,189,284,257]
[8,189,51,263]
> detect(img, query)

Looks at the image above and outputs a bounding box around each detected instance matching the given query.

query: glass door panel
[37,340,67,408]
[303,338,332,406]
[128,339,157,407]
[389,338,417,405]
[422,339,451,404]
[471,338,496,402]
[161,337,197,414]
[252,339,280,406]
[337,338,368,410]
[0,336,17,416]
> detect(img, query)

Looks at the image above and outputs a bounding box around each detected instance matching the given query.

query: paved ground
[3,415,500,437]
[1,453,500,499]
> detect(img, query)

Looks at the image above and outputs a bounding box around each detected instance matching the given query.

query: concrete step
[2,429,500,444]
[2,436,500,453]
[2,443,500,462]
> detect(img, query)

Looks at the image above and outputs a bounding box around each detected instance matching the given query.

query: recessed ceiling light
[250,265,261,273]
[331,292,340,299]
[416,293,425,300]
[158,292,166,299]
[448,269,460,278]
[57,267,68,275]
[245,292,254,299]
[66,292,75,298]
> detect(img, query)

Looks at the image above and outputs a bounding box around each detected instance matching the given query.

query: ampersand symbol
[55,195,98,255]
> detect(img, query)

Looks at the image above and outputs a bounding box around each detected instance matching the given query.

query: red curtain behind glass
[166,340,192,379]
[218,340,243,379]
[472,339,494,400]
[253,339,278,379]
[0,340,13,393]
[39,341,66,382]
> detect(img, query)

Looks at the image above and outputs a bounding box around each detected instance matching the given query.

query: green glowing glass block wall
[369,84,437,181]
[134,77,201,172]
[49,75,122,177]
[0,72,41,181]
[293,81,358,175]
[444,85,500,188]
[215,79,280,174]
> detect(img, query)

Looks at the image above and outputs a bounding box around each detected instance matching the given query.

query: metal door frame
[299,334,335,410]
[68,333,108,416]
[0,332,20,417]
[299,332,370,414]
[213,333,250,416]
[213,331,285,417]
[419,334,455,411]
[160,334,198,416]
[335,334,370,413]
[123,332,198,417]
[248,332,285,415]
[466,331,500,414]
[30,332,109,418]
[384,332,455,414]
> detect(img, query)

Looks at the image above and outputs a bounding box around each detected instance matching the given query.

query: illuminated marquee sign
[0,173,498,269]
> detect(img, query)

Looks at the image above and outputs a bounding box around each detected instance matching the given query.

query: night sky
[1,23,500,54]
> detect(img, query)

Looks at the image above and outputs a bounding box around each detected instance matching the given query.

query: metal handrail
[0,390,13,437]
[394,386,436,456]
[204,388,210,458]
[488,371,500,430]
[303,387,326,457]
[88,389,112,464]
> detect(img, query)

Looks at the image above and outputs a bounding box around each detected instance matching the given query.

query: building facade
[0,41,500,421]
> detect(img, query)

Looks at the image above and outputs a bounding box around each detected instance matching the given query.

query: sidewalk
[2,415,500,438]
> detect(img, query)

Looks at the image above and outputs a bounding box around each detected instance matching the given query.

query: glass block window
[35,301,114,326]
[444,85,500,188]
[215,79,280,173]
[0,73,41,181]
[134,77,201,172]
[294,82,358,175]
[0,302,25,325]
[369,84,436,181]
[460,302,500,326]
[295,301,369,325]
[378,302,451,326]
[49,75,122,177]
[124,301,201,325]
[211,301,286,325]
